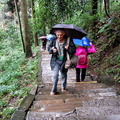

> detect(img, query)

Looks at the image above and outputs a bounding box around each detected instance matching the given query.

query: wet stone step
[37,88,76,95]
[64,97,120,106]
[26,111,120,120]
[32,97,120,111]
[41,84,114,95]
[32,101,83,112]
[37,87,70,95]
[73,82,107,87]
[67,87,117,97]
[42,57,51,61]
[26,111,75,120]
[31,108,77,113]
[76,106,120,117]
[35,94,78,100]
[65,84,109,93]
[83,87,116,93]
[32,102,81,112]
[60,114,120,120]
[82,97,120,107]
[32,99,65,108]
[79,91,117,97]
[38,83,105,91]
[67,87,116,94]
[38,90,70,95]
[94,114,120,120]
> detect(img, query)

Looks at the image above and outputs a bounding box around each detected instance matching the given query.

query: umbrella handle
[66,52,70,60]
[66,37,70,60]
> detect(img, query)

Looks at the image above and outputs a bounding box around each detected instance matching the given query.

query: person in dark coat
[48,29,76,95]
[41,38,47,50]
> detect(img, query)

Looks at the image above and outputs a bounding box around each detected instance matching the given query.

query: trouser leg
[43,44,46,50]
[81,68,86,81]
[76,68,80,82]
[42,42,44,49]
[60,69,68,90]
[52,63,59,93]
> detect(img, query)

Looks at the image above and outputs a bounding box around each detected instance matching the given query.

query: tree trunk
[14,0,25,53]
[103,0,110,18]
[31,0,39,47]
[21,0,32,58]
[92,0,98,39]
[92,0,98,15]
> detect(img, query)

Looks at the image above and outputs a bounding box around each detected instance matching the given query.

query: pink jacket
[74,45,96,68]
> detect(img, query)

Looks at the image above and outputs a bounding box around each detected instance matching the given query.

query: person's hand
[90,42,92,45]
[52,47,57,53]
[65,44,69,50]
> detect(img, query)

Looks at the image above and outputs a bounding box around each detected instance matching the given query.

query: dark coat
[48,37,76,72]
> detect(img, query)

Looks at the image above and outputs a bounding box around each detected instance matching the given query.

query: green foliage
[2,107,16,120]
[0,23,39,119]
[33,0,91,35]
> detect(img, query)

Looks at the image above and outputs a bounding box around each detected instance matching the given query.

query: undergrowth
[0,23,39,119]
[89,12,120,83]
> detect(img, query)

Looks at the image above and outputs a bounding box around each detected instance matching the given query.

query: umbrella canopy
[39,36,47,39]
[50,24,87,39]
[73,37,90,46]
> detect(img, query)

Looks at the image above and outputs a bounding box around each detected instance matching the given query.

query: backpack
[78,54,87,65]
[77,48,88,65]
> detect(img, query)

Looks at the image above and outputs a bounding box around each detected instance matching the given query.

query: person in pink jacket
[74,42,96,82]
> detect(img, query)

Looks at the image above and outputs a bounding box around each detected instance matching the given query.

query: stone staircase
[26,82,120,120]
[26,49,120,120]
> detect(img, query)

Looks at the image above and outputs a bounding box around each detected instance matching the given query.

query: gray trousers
[52,62,67,93]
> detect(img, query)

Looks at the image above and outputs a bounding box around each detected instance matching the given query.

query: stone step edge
[11,84,39,120]
[33,97,120,105]
[32,101,120,112]
[26,111,120,119]
[26,114,120,120]
[45,81,98,84]
[35,91,117,98]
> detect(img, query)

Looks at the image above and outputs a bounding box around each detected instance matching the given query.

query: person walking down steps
[75,42,96,82]
[48,29,76,95]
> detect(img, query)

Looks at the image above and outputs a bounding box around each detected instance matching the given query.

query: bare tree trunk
[31,0,39,47]
[92,0,98,39]
[21,0,32,58]
[43,24,46,35]
[103,0,110,18]
[92,0,98,15]
[14,0,25,53]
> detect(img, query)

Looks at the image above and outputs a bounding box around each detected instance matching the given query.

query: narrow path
[26,48,120,120]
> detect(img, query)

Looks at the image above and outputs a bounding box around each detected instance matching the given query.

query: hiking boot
[50,91,56,95]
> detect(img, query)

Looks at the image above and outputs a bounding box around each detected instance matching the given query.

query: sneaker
[50,91,56,95]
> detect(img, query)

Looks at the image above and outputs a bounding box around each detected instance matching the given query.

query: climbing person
[48,29,76,95]
[41,38,47,50]
[74,42,96,82]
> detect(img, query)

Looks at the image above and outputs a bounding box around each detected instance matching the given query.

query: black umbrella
[50,24,87,39]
